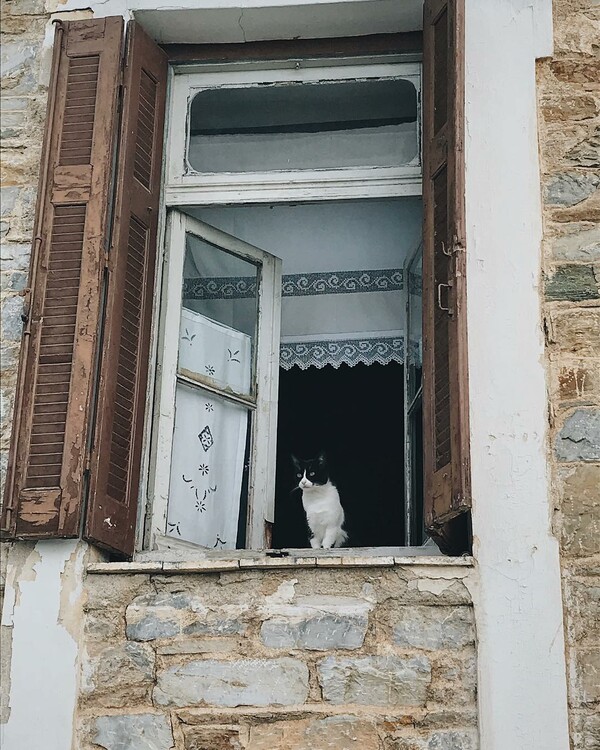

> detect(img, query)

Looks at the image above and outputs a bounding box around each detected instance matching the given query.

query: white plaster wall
[464,1,569,748]
[1,541,86,750]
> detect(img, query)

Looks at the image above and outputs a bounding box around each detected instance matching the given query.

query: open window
[2,1,471,559]
[151,54,433,553]
[155,212,281,550]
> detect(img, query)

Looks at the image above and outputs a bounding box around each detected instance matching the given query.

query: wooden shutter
[422,0,471,549]
[84,23,167,556]
[1,18,124,538]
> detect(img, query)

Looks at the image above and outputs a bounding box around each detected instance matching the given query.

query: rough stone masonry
[78,565,477,750]
[538,1,600,748]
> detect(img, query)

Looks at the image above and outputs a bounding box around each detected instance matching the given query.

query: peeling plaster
[409,578,456,596]
[1,541,88,750]
[2,543,40,621]
[58,543,87,641]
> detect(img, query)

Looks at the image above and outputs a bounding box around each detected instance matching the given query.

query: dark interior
[273,362,406,548]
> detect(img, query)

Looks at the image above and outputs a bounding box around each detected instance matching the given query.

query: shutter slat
[85,22,167,557]
[1,18,124,539]
[422,0,471,553]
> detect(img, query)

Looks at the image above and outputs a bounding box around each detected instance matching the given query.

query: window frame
[165,59,422,206]
[150,210,282,550]
[145,54,425,553]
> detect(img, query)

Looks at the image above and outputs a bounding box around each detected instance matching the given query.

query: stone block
[540,93,598,123]
[556,363,600,404]
[182,725,243,750]
[4,0,47,14]
[0,242,30,271]
[550,223,600,262]
[428,653,477,708]
[157,637,238,655]
[566,577,600,645]
[126,612,180,641]
[556,409,600,462]
[261,612,368,650]
[545,264,599,301]
[392,606,475,650]
[81,642,155,708]
[182,619,244,636]
[126,591,246,641]
[571,710,600,750]
[550,59,600,85]
[573,649,600,705]
[426,730,477,750]
[0,295,23,342]
[94,713,174,750]
[0,41,37,81]
[154,658,309,707]
[568,126,600,168]
[248,715,381,750]
[544,172,600,207]
[318,655,431,706]
[551,308,600,358]
[559,465,600,557]
[541,94,599,123]
[0,271,27,292]
[83,610,124,641]
[0,188,19,218]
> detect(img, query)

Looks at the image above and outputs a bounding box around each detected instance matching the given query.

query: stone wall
[78,564,477,750]
[537,1,600,747]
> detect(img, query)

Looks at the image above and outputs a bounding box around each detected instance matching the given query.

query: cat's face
[292,452,329,490]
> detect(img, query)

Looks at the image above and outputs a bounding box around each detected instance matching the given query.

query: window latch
[437,281,453,315]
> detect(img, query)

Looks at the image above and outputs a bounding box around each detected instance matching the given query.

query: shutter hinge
[104,251,110,270]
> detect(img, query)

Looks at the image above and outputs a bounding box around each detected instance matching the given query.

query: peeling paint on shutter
[1,18,124,539]
[422,0,471,551]
[85,23,167,557]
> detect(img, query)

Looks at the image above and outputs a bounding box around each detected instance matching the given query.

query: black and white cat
[292,452,348,549]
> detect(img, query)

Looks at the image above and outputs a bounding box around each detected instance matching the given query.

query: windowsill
[87,546,474,574]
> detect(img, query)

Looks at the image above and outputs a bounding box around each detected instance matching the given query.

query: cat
[291,451,348,549]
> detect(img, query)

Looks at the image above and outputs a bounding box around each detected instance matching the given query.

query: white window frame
[146,54,424,551]
[165,59,422,206]
[151,210,282,550]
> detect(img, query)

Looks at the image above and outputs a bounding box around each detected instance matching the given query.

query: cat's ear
[291,454,301,470]
[316,450,327,465]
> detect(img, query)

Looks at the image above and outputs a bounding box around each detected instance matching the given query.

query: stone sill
[87,548,474,574]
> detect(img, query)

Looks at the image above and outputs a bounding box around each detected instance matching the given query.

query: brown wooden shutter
[84,23,167,556]
[1,18,124,539]
[422,0,471,550]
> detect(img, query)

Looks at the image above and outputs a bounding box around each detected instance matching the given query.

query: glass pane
[167,381,250,549]
[188,78,419,173]
[407,248,423,401]
[179,232,258,396]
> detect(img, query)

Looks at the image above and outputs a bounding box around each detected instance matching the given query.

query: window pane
[188,79,419,172]
[167,381,250,550]
[179,232,258,396]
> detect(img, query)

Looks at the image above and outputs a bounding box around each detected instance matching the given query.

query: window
[1,1,471,559]
[152,60,425,551]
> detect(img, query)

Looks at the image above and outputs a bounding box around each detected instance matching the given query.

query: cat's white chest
[301,482,347,548]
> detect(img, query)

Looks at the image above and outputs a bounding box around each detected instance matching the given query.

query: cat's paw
[310,538,320,549]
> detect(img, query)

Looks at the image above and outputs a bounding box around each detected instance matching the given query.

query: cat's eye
[296,473,302,478]
[308,471,315,477]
